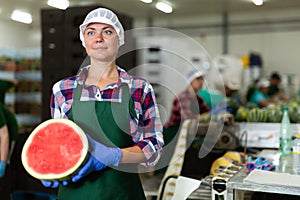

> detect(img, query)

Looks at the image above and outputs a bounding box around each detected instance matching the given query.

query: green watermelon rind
[266,107,283,123]
[246,108,268,122]
[235,107,248,122]
[288,102,300,123]
[21,118,89,181]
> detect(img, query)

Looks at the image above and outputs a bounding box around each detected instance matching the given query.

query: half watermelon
[21,118,88,180]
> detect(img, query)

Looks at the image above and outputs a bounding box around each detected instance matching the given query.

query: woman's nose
[96,33,104,42]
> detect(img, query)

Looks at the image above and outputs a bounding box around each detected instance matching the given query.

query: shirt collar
[76,65,132,87]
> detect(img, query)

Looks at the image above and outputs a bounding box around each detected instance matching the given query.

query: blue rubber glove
[0,161,6,178]
[71,154,106,182]
[210,103,229,115]
[41,180,68,188]
[86,134,122,167]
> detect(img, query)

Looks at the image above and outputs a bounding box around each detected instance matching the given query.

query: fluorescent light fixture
[155,1,173,13]
[11,10,32,24]
[140,0,152,3]
[252,0,263,6]
[47,0,69,10]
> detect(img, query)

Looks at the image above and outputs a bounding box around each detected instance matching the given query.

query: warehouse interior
[1,0,300,199]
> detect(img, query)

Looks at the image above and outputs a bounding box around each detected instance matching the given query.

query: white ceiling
[1,0,300,28]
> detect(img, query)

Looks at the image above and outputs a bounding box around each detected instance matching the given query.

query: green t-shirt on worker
[0,103,18,144]
[198,88,225,109]
[0,103,6,128]
[0,80,14,104]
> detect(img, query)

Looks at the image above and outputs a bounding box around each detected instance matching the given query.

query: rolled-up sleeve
[50,77,76,119]
[133,81,164,166]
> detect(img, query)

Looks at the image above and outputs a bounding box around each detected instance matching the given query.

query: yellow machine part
[223,151,242,163]
[210,151,245,176]
[210,156,233,176]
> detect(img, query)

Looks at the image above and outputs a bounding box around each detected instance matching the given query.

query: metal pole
[222,12,229,54]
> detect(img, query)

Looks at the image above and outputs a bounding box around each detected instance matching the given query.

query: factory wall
[134,8,300,80]
[0,19,40,49]
[0,7,300,89]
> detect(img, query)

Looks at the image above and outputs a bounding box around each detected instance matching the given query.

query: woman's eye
[104,30,113,35]
[87,31,95,36]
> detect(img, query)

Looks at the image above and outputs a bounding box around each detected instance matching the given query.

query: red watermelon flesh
[22,119,88,180]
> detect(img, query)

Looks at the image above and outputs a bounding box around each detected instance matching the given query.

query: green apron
[0,80,13,104]
[58,84,146,200]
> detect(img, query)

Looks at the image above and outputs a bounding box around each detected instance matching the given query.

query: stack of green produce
[234,98,300,123]
[288,97,300,123]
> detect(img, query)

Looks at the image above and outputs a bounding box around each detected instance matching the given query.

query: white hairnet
[79,8,125,47]
[186,69,204,84]
[258,79,270,88]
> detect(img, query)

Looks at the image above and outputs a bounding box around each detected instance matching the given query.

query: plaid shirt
[165,88,210,128]
[50,66,164,166]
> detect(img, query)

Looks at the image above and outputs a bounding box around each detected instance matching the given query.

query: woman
[165,70,210,129]
[42,8,164,200]
[249,79,270,108]
[0,105,9,179]
[0,79,18,200]
[0,78,18,178]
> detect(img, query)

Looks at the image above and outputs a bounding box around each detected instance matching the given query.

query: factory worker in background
[249,79,271,108]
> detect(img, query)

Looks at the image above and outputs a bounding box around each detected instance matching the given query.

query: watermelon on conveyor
[235,106,248,122]
[246,108,268,122]
[21,119,88,180]
[288,101,300,123]
[266,104,283,123]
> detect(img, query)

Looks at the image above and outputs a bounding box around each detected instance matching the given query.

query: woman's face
[83,23,119,62]
[261,86,269,94]
[191,76,204,92]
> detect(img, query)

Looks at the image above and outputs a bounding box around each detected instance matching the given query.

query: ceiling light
[11,10,32,24]
[252,0,263,6]
[47,0,69,10]
[155,1,173,13]
[140,0,152,3]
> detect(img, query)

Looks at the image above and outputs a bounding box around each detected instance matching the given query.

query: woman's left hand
[41,180,69,188]
[0,161,6,178]
[71,154,106,182]
[86,134,122,167]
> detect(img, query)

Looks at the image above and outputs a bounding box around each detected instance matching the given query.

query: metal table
[236,123,300,148]
[226,150,300,200]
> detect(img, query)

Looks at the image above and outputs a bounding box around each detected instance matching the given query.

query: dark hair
[270,72,281,80]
